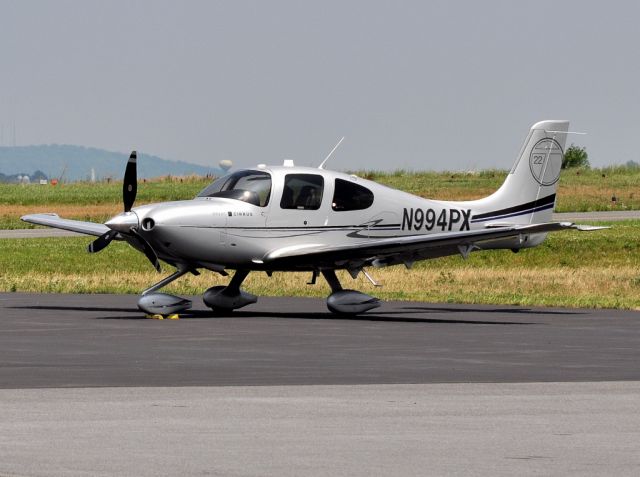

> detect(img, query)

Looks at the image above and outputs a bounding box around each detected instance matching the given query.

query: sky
[1,0,639,171]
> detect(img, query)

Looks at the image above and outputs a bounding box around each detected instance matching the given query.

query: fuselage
[116,164,542,272]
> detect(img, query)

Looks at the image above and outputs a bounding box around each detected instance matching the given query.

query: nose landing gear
[137,266,194,316]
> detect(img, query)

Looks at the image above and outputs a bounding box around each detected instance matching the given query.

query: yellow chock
[146,314,164,320]
[168,314,180,320]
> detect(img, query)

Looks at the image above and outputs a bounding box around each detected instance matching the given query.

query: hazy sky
[1,0,639,171]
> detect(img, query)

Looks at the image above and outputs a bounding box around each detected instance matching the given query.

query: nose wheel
[136,266,194,316]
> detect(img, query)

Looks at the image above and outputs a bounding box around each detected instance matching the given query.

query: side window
[280,174,324,210]
[332,178,374,211]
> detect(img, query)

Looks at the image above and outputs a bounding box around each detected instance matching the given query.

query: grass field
[2,167,638,309]
[1,220,638,309]
[1,166,639,229]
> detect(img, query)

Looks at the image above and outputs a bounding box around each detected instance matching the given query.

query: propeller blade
[129,228,161,273]
[87,230,118,253]
[123,151,137,212]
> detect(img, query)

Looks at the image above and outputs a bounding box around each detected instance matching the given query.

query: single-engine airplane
[22,120,604,316]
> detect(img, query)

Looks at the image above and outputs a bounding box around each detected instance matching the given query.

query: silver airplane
[22,120,603,316]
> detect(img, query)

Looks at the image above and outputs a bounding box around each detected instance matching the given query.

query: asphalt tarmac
[2,293,640,475]
[2,383,640,477]
[2,292,640,388]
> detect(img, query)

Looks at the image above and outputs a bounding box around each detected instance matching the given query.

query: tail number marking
[402,208,471,232]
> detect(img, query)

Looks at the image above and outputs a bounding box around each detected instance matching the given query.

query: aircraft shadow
[11,304,535,325]
[399,305,583,316]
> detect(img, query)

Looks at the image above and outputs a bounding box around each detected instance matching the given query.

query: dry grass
[2,204,118,218]
[2,264,639,310]
[1,204,118,229]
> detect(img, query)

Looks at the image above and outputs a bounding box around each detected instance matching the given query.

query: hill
[0,145,219,182]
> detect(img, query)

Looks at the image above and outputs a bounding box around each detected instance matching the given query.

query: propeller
[123,151,137,212]
[87,151,161,272]
[87,229,118,253]
[87,151,138,254]
[129,228,161,273]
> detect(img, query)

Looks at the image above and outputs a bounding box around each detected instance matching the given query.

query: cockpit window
[332,178,374,211]
[280,174,324,210]
[197,170,272,207]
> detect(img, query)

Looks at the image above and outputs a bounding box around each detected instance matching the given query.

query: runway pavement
[0,228,82,238]
[553,210,640,222]
[2,293,640,475]
[2,292,640,388]
[2,382,640,476]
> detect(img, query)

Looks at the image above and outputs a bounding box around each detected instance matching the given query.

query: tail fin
[472,120,569,225]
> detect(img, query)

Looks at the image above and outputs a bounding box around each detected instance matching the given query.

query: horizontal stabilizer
[485,221,609,231]
[573,224,610,231]
[20,213,113,238]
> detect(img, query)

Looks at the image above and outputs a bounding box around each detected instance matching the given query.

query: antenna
[318,136,345,169]
[12,120,16,146]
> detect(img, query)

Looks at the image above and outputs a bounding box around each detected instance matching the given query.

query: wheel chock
[146,314,164,320]
[167,314,180,320]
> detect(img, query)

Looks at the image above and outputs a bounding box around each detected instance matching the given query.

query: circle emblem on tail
[529,138,563,186]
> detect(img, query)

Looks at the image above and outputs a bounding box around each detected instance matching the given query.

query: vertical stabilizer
[471,120,569,225]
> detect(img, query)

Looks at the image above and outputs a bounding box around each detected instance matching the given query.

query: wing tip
[21,213,60,222]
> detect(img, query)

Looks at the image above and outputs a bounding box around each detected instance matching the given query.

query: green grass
[2,167,638,308]
[0,176,211,205]
[355,166,640,212]
[1,165,639,208]
[2,166,637,230]
[1,221,639,309]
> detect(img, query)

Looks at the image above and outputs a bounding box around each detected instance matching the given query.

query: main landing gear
[136,266,380,317]
[321,270,381,314]
[202,270,257,312]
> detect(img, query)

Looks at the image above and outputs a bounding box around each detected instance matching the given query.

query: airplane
[22,120,604,316]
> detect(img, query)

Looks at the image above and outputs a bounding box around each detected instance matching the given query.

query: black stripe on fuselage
[471,194,556,221]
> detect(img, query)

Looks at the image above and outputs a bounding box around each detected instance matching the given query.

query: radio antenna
[318,136,345,169]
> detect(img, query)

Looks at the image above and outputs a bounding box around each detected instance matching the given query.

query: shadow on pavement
[10,304,536,325]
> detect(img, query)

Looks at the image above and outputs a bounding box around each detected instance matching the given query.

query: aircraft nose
[105,211,139,233]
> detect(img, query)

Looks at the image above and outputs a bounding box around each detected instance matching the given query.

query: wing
[260,222,606,270]
[21,213,113,238]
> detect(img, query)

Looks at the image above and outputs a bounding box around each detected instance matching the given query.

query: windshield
[197,170,272,207]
